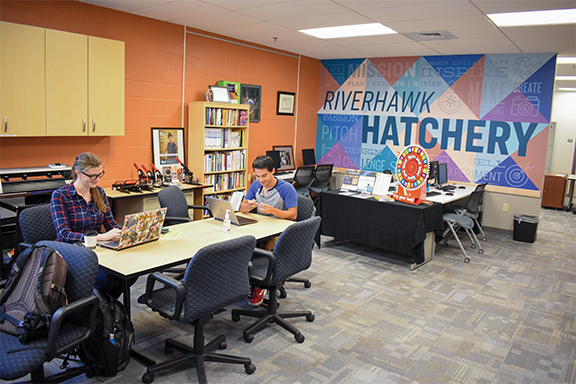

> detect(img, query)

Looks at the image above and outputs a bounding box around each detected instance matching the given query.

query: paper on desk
[373,173,392,196]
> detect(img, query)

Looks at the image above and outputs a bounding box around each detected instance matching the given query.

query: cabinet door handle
[92,119,96,132]
[3,117,6,132]
[83,119,86,132]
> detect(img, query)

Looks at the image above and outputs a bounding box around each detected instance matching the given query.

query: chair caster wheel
[232,313,240,322]
[219,340,227,349]
[443,243,449,248]
[142,372,154,384]
[245,363,256,374]
[306,314,315,322]
[482,237,487,241]
[471,243,476,249]
[244,333,254,343]
[478,249,484,254]
[304,281,312,288]
[279,288,287,299]
[164,345,173,354]
[295,333,305,343]
[464,258,470,263]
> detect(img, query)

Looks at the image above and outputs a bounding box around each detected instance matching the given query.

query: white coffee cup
[84,231,98,249]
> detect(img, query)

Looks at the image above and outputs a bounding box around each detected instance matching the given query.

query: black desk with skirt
[317,190,444,269]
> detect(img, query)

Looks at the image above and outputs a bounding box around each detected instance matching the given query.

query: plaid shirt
[51,184,120,243]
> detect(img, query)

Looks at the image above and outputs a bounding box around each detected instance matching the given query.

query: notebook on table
[97,208,167,251]
[206,197,258,226]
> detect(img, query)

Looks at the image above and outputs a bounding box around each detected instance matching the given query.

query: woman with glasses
[51,152,129,298]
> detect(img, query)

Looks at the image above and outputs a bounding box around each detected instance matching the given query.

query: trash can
[513,214,540,243]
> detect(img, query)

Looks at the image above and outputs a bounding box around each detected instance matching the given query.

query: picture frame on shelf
[277,91,295,115]
[272,145,295,171]
[240,84,261,122]
[207,85,231,103]
[151,127,185,170]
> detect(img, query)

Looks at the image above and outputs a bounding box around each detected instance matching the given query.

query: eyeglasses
[82,170,105,180]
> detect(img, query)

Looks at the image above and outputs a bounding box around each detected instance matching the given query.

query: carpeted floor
[41,207,576,383]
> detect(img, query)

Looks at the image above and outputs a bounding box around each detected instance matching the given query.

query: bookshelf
[188,101,249,219]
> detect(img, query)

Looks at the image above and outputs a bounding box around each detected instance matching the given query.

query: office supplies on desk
[206,197,258,226]
[98,208,167,250]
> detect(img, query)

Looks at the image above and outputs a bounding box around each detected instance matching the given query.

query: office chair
[16,204,57,254]
[157,185,212,225]
[457,183,488,241]
[1,241,99,383]
[140,236,257,384]
[279,194,316,298]
[291,165,316,196]
[231,216,321,344]
[309,164,334,202]
[441,190,485,263]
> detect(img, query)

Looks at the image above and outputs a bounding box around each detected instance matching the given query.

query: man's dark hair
[252,155,274,172]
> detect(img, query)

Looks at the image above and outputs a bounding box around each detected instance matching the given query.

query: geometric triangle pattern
[317,53,557,191]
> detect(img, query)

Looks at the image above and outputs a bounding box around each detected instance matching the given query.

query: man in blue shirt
[240,155,298,305]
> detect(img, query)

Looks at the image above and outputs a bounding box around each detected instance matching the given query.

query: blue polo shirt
[245,177,297,218]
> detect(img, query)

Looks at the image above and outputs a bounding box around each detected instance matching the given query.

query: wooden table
[103,184,209,223]
[95,213,294,314]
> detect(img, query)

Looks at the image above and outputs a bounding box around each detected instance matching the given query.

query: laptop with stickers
[97,208,167,251]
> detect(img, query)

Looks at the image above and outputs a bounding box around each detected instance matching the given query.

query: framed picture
[277,91,295,115]
[151,128,185,169]
[208,85,231,103]
[273,145,295,171]
[240,84,261,122]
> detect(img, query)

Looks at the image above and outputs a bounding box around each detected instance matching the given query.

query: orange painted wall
[0,1,320,187]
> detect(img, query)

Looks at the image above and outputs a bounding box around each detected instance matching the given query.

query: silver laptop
[97,208,167,250]
[206,197,258,226]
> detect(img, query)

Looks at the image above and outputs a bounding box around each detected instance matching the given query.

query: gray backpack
[0,245,68,343]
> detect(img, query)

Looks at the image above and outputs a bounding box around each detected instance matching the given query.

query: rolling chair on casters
[231,216,321,344]
[309,164,334,203]
[291,165,316,196]
[278,194,316,299]
[1,241,99,383]
[16,204,57,255]
[157,185,212,225]
[140,236,257,384]
[441,189,485,263]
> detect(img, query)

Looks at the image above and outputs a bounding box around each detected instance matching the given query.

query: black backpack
[78,289,134,377]
[0,245,68,343]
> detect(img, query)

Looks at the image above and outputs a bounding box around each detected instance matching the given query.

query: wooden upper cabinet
[46,29,88,136]
[88,36,125,136]
[0,22,124,137]
[0,22,46,137]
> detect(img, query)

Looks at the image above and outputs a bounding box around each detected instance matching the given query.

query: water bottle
[224,209,231,233]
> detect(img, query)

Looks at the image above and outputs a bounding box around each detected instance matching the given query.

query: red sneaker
[249,287,267,306]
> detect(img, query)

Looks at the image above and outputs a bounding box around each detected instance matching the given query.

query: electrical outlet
[503,203,509,212]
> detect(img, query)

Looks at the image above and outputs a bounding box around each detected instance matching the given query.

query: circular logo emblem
[396,145,430,191]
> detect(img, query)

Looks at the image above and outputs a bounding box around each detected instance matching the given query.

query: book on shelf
[205,107,247,127]
[203,150,246,172]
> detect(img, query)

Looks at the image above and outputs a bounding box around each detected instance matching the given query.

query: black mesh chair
[231,216,321,344]
[441,190,485,263]
[279,195,316,298]
[158,185,212,225]
[16,204,57,254]
[309,164,334,202]
[0,241,99,383]
[291,166,315,196]
[140,236,257,384]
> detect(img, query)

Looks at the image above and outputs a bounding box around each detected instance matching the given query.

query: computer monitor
[266,150,281,170]
[436,162,448,187]
[429,161,439,184]
[302,148,316,166]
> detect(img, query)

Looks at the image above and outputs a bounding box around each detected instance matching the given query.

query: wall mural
[316,53,557,191]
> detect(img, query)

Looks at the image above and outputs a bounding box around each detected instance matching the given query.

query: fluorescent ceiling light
[556,76,576,81]
[557,57,576,64]
[488,8,576,27]
[300,23,397,39]
[557,88,576,92]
